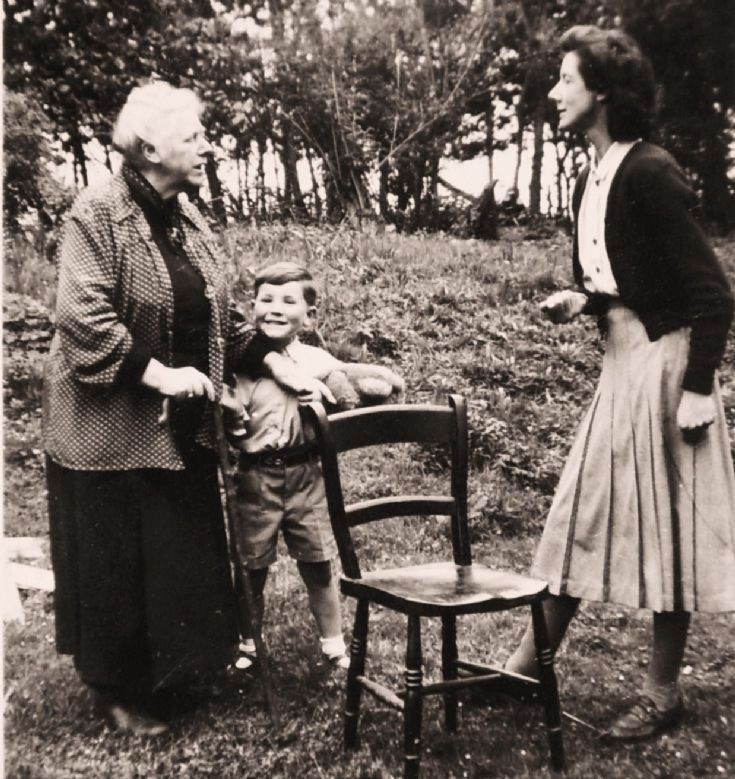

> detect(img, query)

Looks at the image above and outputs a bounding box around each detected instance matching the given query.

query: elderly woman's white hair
[112,82,203,168]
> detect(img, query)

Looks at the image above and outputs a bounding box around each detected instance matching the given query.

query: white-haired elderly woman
[43,82,328,735]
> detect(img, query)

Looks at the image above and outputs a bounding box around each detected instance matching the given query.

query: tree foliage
[2,90,72,232]
[3,0,733,233]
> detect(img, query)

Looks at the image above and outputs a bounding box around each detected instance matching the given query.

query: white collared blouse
[577,140,639,296]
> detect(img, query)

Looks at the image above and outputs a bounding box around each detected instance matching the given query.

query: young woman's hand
[141,359,215,401]
[540,290,588,324]
[677,390,716,444]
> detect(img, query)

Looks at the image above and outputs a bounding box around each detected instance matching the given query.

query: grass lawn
[4,224,735,778]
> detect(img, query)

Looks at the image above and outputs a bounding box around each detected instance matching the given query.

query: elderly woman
[504,27,735,741]
[43,82,325,735]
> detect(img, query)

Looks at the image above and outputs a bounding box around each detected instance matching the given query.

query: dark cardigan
[572,141,733,395]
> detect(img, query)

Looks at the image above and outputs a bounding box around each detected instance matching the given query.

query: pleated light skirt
[532,303,735,613]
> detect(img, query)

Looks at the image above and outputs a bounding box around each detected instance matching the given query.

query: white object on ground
[11,563,55,592]
[3,536,45,559]
[1,554,25,623]
[2,536,55,623]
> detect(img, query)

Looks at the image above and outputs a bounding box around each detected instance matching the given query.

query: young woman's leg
[605,610,689,740]
[643,610,691,706]
[505,594,580,677]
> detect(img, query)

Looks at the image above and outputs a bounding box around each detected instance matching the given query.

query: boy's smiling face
[253,280,315,347]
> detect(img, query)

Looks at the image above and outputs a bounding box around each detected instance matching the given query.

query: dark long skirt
[46,447,237,694]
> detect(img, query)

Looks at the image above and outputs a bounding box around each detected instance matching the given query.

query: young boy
[231,261,350,671]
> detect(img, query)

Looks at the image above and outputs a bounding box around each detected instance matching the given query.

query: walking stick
[212,401,280,727]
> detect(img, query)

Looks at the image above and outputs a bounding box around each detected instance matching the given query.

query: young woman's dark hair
[559,25,657,141]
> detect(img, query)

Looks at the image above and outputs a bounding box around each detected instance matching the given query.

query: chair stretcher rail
[355,676,405,710]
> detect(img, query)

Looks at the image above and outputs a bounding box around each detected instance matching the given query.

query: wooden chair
[303,395,565,778]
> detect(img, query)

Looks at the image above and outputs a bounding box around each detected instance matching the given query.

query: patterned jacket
[43,172,255,471]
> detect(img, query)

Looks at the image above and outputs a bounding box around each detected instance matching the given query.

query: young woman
[505,26,735,741]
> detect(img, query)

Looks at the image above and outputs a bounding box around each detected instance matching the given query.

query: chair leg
[441,614,458,733]
[403,615,423,779]
[345,599,369,750]
[531,601,565,773]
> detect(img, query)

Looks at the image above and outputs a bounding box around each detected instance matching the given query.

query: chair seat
[340,561,548,616]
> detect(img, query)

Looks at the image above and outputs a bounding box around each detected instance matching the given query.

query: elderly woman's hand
[142,359,215,401]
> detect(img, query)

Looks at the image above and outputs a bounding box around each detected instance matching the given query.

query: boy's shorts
[233,455,338,570]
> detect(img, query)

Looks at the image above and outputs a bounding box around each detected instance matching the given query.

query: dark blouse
[125,167,210,373]
[123,166,212,453]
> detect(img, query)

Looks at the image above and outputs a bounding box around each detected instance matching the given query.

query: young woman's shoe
[603,695,684,742]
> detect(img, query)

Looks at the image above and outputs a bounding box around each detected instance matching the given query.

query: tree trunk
[554,142,565,219]
[485,102,494,184]
[234,152,243,219]
[306,148,322,221]
[271,146,283,214]
[378,162,390,221]
[243,153,254,219]
[257,134,267,221]
[72,132,88,187]
[104,144,113,173]
[281,122,308,220]
[528,103,545,215]
[410,153,426,231]
[324,162,343,223]
[512,106,524,194]
[204,155,227,226]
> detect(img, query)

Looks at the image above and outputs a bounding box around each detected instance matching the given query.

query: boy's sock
[320,634,350,668]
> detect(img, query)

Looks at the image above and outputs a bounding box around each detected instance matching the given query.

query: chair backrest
[303,395,470,579]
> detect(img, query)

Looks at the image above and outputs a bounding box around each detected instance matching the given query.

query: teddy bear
[218,359,405,445]
[323,362,405,411]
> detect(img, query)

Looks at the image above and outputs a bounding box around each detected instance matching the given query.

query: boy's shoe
[602,695,684,742]
[328,653,351,672]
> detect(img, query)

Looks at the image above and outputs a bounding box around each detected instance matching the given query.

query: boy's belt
[239,443,318,469]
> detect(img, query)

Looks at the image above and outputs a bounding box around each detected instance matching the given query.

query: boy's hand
[540,291,587,324]
[295,377,336,405]
[263,352,336,404]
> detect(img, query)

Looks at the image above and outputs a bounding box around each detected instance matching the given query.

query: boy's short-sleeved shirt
[234,339,341,453]
[232,338,341,568]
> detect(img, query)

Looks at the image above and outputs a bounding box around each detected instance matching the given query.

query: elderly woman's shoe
[105,702,169,736]
[602,695,684,742]
[234,640,257,671]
